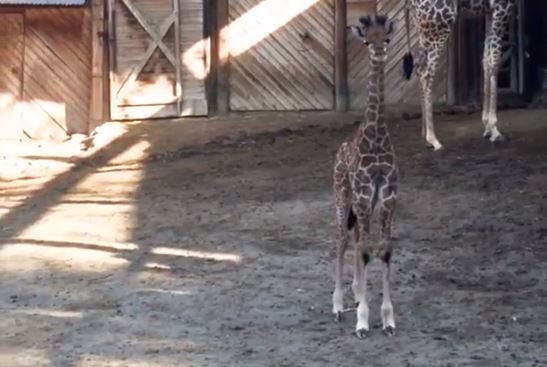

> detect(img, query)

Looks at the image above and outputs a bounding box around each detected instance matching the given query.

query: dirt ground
[1,109,546,367]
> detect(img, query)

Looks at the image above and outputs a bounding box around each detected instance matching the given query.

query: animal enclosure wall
[108,0,208,119]
[0,6,91,140]
[225,0,335,111]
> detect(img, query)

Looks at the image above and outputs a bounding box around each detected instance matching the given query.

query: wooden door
[0,13,24,139]
[108,0,208,119]
[227,0,335,111]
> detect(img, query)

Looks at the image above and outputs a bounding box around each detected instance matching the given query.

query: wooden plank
[90,0,106,133]
[334,0,348,111]
[216,0,229,114]
[174,0,182,114]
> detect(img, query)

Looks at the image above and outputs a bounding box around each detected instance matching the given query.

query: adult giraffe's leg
[482,5,515,142]
[416,40,449,151]
[378,192,396,335]
[352,197,372,338]
[331,169,351,322]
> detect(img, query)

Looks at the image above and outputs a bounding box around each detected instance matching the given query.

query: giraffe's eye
[385,39,391,44]
[364,41,370,46]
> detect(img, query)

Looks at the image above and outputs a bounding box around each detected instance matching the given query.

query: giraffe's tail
[402,0,414,80]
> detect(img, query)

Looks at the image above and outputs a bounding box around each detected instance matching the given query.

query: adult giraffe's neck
[364,57,386,127]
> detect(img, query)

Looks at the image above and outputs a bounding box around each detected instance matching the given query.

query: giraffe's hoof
[355,328,370,339]
[490,133,509,144]
[383,326,396,336]
[426,143,444,151]
[334,312,343,323]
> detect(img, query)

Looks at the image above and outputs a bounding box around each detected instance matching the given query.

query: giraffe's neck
[362,57,385,130]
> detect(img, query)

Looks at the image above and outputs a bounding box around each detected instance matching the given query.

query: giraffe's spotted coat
[405,0,516,150]
[332,14,398,337]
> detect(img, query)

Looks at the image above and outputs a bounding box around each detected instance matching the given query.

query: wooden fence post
[90,0,106,134]
[216,0,230,115]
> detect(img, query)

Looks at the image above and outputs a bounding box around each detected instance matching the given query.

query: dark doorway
[523,0,547,102]
[453,1,531,106]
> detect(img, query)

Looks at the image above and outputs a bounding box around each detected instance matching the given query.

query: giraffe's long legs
[416,39,450,151]
[332,172,350,321]
[482,4,515,143]
[378,195,396,334]
[482,58,492,131]
[352,201,372,338]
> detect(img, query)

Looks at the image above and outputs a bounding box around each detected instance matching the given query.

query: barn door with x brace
[108,0,184,119]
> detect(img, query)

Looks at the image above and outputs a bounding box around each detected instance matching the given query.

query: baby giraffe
[331,14,398,338]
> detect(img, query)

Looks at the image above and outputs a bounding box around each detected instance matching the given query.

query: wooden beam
[107,0,117,118]
[90,0,106,134]
[174,0,182,115]
[205,0,218,114]
[216,0,229,115]
[334,0,348,111]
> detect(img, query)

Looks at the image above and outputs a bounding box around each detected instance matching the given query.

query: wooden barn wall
[0,7,91,140]
[24,7,92,139]
[108,0,207,119]
[227,0,335,111]
[347,0,449,109]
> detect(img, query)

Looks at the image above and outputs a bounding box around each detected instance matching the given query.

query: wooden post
[174,0,182,115]
[205,0,218,114]
[89,0,106,134]
[447,29,456,106]
[334,0,348,112]
[216,0,229,115]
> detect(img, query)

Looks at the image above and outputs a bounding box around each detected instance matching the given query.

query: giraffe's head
[348,14,395,61]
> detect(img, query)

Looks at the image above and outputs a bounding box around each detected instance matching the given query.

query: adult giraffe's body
[403,0,517,150]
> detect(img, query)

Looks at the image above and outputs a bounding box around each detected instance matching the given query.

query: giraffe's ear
[348,25,365,41]
[385,19,396,37]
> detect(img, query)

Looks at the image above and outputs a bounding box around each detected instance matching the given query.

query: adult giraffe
[403,0,516,150]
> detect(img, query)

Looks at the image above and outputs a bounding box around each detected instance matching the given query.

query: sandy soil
[0,110,546,367]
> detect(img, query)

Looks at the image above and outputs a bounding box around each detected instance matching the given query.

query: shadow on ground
[1,110,547,366]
